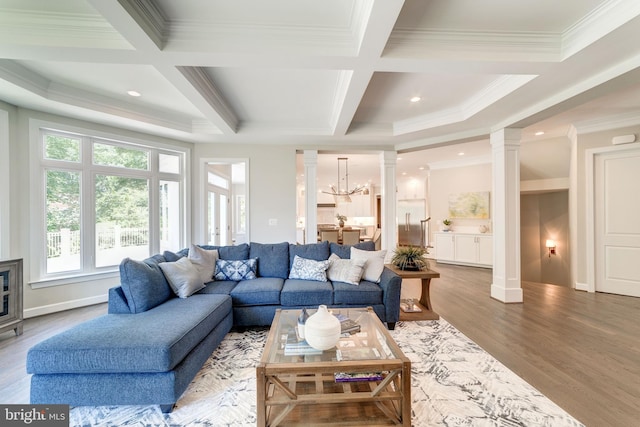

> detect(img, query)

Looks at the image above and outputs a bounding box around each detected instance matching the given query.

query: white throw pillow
[159,257,205,298]
[188,244,218,283]
[327,253,366,285]
[350,247,387,283]
[289,255,330,282]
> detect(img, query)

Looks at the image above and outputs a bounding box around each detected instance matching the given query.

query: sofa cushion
[119,254,173,313]
[197,280,237,295]
[26,294,232,374]
[202,243,249,260]
[214,258,257,281]
[159,257,205,298]
[350,247,387,283]
[289,241,330,267]
[230,277,283,306]
[327,253,366,285]
[332,279,383,305]
[280,279,333,306]
[188,244,218,283]
[249,241,289,278]
[289,255,330,282]
[329,241,375,259]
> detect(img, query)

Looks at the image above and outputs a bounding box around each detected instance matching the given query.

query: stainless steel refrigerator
[397,199,427,247]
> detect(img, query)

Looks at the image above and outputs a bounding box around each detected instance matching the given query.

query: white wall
[428,162,492,240]
[193,144,297,244]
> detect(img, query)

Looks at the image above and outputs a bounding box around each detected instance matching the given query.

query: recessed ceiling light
[418,166,425,170]
[127,90,141,97]
[458,152,465,156]
[535,131,545,136]
[410,96,421,103]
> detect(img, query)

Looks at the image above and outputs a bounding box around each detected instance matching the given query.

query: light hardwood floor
[1,264,638,426]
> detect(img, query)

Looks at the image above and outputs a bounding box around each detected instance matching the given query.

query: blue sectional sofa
[27,240,402,411]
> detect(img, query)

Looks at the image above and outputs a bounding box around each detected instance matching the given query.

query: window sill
[29,270,120,289]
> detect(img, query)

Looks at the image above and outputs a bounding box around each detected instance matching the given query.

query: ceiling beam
[331,0,405,136]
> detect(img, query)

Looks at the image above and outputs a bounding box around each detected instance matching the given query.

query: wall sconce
[545,239,556,257]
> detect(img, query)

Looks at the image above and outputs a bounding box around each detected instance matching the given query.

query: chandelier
[322,157,366,203]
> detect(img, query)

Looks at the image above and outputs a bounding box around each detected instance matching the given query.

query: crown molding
[191,119,221,135]
[0,60,50,98]
[573,110,640,135]
[177,66,239,133]
[561,0,640,60]
[385,29,561,61]
[47,82,193,133]
[0,9,128,49]
[116,0,168,49]
[394,74,536,136]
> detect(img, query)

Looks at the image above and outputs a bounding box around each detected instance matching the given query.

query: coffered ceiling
[1,0,640,167]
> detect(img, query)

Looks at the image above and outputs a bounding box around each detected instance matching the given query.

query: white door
[207,171,231,246]
[595,147,640,297]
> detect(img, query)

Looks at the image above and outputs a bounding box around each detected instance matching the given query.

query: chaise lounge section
[27,240,401,411]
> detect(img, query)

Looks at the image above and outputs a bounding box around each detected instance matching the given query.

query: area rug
[70,319,583,426]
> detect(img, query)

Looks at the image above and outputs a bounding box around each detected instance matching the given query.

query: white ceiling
[2,0,640,188]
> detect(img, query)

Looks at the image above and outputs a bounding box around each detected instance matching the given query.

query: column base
[490,283,523,303]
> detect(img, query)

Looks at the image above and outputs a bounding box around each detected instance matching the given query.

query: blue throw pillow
[249,242,289,278]
[329,241,375,259]
[214,258,258,281]
[201,243,250,260]
[289,241,330,269]
[119,255,173,313]
[289,255,330,282]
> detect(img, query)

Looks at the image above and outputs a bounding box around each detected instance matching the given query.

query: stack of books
[284,330,322,356]
[334,313,361,334]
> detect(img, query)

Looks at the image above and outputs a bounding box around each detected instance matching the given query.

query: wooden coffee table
[256,307,411,426]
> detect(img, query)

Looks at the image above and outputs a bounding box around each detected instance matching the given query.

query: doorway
[202,159,249,246]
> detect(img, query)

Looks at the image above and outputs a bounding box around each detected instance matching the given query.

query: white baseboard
[24,294,108,318]
[574,282,589,292]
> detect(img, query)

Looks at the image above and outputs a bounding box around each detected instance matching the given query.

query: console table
[386,264,440,321]
[0,258,23,336]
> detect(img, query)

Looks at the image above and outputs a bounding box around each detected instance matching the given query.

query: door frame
[585,142,640,293]
[197,158,250,246]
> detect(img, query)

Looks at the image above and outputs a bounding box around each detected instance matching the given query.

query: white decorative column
[303,150,318,245]
[380,151,397,254]
[490,129,523,303]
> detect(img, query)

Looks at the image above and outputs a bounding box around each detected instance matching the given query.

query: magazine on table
[333,313,361,334]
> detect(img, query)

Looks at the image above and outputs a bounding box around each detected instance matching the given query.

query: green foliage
[45,136,152,233]
[391,246,429,271]
[95,175,148,228]
[46,170,80,231]
[443,219,452,226]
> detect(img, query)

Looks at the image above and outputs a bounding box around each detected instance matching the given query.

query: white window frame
[29,119,190,287]
[0,109,9,258]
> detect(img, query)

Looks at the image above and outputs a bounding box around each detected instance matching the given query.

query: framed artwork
[448,192,490,219]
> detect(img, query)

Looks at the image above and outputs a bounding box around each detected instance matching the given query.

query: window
[34,126,186,282]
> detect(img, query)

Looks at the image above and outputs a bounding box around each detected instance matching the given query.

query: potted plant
[336,213,347,228]
[391,246,429,271]
[442,218,452,231]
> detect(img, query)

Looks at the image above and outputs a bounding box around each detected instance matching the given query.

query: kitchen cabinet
[434,233,492,268]
[434,233,455,261]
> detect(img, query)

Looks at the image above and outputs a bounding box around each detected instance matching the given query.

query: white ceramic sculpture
[304,305,341,350]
